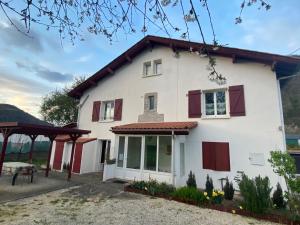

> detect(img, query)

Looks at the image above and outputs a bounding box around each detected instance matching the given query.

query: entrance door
[99,140,111,171]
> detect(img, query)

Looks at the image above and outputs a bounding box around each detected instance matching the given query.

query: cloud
[75,54,93,63]
[0,18,43,53]
[16,61,73,83]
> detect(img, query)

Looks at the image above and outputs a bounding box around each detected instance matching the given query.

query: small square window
[154,59,162,75]
[148,96,155,110]
[143,62,151,76]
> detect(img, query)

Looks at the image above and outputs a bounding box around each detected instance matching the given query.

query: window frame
[143,61,151,76]
[153,59,162,75]
[148,95,155,111]
[202,88,230,119]
[100,100,115,121]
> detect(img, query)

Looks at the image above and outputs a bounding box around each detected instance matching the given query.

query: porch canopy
[111,121,198,135]
[0,122,90,180]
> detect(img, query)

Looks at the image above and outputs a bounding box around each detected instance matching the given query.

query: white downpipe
[276,79,287,152]
[171,131,176,186]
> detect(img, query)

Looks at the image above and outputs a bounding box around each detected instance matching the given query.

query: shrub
[272,182,285,209]
[172,187,207,205]
[205,175,214,197]
[130,179,175,196]
[238,173,272,214]
[186,171,197,188]
[224,180,235,200]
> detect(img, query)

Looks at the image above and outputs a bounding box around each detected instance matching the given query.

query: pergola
[0,122,90,180]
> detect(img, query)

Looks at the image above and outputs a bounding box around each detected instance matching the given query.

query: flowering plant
[211,190,224,204]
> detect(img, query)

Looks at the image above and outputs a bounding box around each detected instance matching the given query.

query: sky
[0,0,299,119]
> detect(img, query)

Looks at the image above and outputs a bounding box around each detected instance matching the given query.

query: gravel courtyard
[0,182,279,225]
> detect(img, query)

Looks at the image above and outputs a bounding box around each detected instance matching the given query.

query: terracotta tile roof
[111,121,198,135]
[55,135,96,144]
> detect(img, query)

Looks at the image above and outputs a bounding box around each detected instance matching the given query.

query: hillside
[281,74,300,134]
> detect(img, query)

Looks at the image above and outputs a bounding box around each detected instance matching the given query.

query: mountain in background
[281,72,300,134]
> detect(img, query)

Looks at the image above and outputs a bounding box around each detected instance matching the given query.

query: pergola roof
[111,121,198,135]
[0,122,90,137]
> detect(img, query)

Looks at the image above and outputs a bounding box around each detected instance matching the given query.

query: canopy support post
[68,134,81,181]
[45,135,56,177]
[0,129,13,176]
[28,134,38,164]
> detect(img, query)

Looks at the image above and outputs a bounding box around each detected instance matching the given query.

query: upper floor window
[143,61,151,76]
[153,59,162,75]
[204,90,227,117]
[148,95,155,110]
[101,101,114,121]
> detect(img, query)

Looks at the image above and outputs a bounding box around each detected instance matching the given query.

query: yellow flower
[212,192,217,197]
[204,192,207,196]
[220,191,224,196]
[232,210,236,214]
[239,206,243,210]
[206,196,210,200]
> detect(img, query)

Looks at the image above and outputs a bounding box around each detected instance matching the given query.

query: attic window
[154,59,162,75]
[143,61,151,76]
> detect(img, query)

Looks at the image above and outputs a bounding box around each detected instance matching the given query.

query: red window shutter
[114,99,123,121]
[92,101,101,122]
[188,90,201,118]
[229,85,246,116]
[202,142,216,170]
[215,142,230,171]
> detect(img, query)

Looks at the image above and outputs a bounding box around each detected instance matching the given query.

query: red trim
[53,142,64,170]
[229,85,246,117]
[188,90,201,118]
[69,35,300,98]
[72,143,83,174]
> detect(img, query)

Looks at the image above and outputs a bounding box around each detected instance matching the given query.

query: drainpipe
[171,130,176,186]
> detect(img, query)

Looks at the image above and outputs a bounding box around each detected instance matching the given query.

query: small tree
[269,151,300,217]
[272,182,285,209]
[186,171,197,188]
[224,179,235,200]
[205,175,214,197]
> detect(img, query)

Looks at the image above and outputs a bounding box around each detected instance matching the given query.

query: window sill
[202,115,230,120]
[142,73,162,78]
[98,120,114,123]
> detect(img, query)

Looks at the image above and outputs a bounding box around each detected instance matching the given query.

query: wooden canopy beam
[0,128,14,176]
[45,135,56,177]
[28,134,38,164]
[68,134,82,180]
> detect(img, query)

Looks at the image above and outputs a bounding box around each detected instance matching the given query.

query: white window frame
[100,100,115,121]
[202,88,230,119]
[153,59,162,75]
[116,135,172,174]
[143,61,151,76]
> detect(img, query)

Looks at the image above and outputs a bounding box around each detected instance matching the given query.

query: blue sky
[0,0,299,118]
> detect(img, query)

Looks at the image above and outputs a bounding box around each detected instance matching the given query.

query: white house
[50,36,300,189]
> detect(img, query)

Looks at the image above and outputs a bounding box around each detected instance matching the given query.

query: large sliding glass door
[126,137,142,169]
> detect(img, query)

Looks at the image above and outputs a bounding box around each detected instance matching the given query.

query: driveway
[0,181,278,225]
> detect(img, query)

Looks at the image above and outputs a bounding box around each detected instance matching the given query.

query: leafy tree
[272,182,285,209]
[40,77,85,126]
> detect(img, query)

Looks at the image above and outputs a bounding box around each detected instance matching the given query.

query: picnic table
[2,162,36,186]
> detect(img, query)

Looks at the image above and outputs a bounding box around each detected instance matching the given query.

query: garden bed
[124,185,300,225]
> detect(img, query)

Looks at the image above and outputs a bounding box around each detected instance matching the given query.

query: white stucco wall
[77,46,285,188]
[80,141,98,174]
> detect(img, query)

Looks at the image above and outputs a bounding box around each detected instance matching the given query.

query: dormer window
[143,61,151,76]
[153,59,162,75]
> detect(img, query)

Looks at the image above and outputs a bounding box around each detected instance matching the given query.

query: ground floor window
[126,137,142,169]
[116,135,172,173]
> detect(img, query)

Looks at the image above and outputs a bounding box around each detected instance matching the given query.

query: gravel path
[0,186,279,225]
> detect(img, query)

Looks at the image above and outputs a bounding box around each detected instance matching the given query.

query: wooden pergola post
[28,134,38,164]
[68,134,81,181]
[0,128,13,176]
[45,135,56,177]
